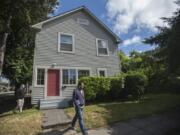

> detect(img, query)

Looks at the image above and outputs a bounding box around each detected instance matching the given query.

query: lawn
[0,108,42,135]
[0,95,42,135]
[65,93,180,129]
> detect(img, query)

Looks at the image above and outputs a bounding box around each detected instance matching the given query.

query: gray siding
[31,87,44,104]
[62,86,75,98]
[31,35,45,105]
[32,10,120,104]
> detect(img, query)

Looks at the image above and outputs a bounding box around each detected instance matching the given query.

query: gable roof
[32,6,121,43]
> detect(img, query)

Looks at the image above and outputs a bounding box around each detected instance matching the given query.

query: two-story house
[31,6,121,109]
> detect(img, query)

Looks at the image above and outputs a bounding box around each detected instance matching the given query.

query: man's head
[78,81,84,90]
[20,84,25,89]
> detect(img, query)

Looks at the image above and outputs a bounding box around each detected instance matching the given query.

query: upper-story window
[96,38,109,56]
[77,18,89,25]
[58,33,74,53]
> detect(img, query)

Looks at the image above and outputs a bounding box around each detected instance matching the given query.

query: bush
[167,75,180,93]
[108,76,124,100]
[80,72,147,102]
[79,77,111,101]
[147,69,169,93]
[124,71,148,99]
[80,76,125,101]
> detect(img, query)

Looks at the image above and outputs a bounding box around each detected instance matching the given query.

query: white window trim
[62,67,91,86]
[96,38,109,56]
[78,69,91,79]
[62,69,77,86]
[34,66,47,87]
[58,32,75,53]
[97,68,107,77]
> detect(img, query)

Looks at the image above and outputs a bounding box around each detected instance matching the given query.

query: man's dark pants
[72,105,88,135]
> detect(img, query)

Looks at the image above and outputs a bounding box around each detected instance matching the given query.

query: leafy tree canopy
[144,0,180,74]
[0,0,59,85]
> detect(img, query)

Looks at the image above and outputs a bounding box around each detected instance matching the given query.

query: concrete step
[40,98,72,110]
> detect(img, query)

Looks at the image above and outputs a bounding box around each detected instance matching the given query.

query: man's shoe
[69,126,76,130]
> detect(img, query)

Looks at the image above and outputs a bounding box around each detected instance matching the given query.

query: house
[31,6,121,109]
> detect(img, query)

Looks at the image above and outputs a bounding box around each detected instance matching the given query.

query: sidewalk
[43,107,180,135]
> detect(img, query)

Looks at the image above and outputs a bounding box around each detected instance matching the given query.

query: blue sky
[52,0,177,55]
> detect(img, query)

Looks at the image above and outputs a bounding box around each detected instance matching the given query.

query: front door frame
[47,69,60,97]
[44,67,62,99]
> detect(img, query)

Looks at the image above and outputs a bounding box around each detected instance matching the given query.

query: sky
[52,0,178,55]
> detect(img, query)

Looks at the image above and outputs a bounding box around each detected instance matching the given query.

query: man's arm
[73,89,79,107]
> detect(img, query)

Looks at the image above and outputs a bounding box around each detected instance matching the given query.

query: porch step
[40,98,72,110]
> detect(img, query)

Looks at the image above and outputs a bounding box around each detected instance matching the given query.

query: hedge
[124,71,148,99]
[79,71,147,101]
[108,76,124,100]
[79,76,124,101]
[79,77,111,101]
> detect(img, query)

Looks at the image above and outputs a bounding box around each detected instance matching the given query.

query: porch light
[52,63,57,67]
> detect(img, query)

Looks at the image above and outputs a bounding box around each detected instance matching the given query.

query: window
[58,33,74,52]
[62,68,90,85]
[77,18,89,25]
[36,68,45,85]
[97,68,107,77]
[62,69,76,85]
[99,70,105,77]
[96,39,109,56]
[78,70,90,79]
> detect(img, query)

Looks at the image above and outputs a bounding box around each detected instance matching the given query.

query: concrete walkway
[43,107,180,135]
[42,109,71,129]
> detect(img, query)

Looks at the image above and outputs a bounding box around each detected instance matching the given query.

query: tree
[144,0,180,74]
[118,51,130,73]
[0,0,58,84]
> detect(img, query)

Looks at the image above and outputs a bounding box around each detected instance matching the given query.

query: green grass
[0,108,42,135]
[166,128,180,135]
[66,93,180,129]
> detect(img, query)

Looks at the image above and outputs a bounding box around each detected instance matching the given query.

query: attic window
[77,18,89,25]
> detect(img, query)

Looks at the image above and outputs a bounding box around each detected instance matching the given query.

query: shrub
[167,75,180,93]
[124,71,148,99]
[79,77,111,101]
[80,76,125,101]
[108,76,124,100]
[80,72,147,102]
[147,68,169,93]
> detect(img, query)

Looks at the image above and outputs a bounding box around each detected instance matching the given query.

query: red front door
[47,69,60,96]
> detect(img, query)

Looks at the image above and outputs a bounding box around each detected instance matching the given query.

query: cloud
[106,0,178,34]
[122,35,142,46]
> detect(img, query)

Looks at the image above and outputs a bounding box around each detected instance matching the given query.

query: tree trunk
[0,15,12,75]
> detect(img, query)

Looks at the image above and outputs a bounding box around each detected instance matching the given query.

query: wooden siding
[32,10,120,104]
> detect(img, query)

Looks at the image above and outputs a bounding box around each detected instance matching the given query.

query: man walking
[71,81,88,135]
